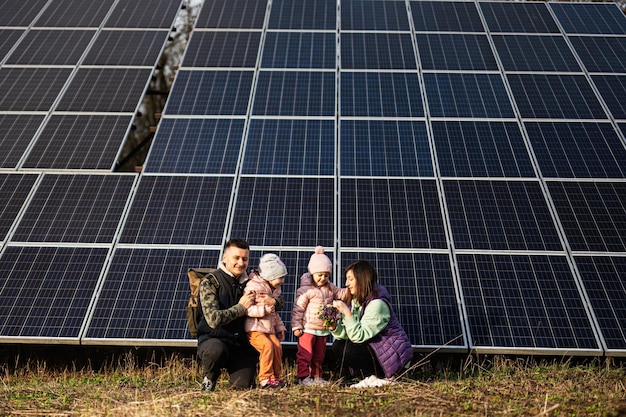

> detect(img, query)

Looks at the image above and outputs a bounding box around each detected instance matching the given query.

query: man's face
[223,246,249,276]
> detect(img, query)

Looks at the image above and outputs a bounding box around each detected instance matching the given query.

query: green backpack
[185,267,218,338]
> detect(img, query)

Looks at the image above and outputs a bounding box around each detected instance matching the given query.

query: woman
[331,259,413,388]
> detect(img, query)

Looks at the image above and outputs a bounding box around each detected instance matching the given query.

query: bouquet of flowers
[317,304,341,329]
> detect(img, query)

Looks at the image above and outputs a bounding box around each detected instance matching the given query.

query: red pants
[296,332,328,379]
[247,331,282,381]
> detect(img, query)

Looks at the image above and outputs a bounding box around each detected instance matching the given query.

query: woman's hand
[332,300,352,318]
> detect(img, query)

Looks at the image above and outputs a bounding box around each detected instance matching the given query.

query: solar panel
[262,32,336,69]
[21,115,133,170]
[458,254,600,353]
[341,0,410,31]
[411,1,484,32]
[0,246,108,341]
[526,122,626,179]
[550,2,626,35]
[11,174,135,244]
[569,36,626,73]
[119,176,234,246]
[416,33,497,71]
[0,68,72,112]
[195,0,268,29]
[56,68,153,113]
[0,0,49,26]
[1,30,27,62]
[0,174,38,242]
[341,33,417,70]
[33,0,115,28]
[268,0,336,30]
[0,115,45,169]
[575,255,626,352]
[83,248,219,342]
[104,0,182,28]
[340,179,447,249]
[492,35,581,72]
[591,75,626,120]
[548,181,626,253]
[445,180,563,251]
[480,1,559,33]
[432,121,535,178]
[183,31,261,68]
[5,29,95,65]
[82,30,170,66]
[145,118,245,174]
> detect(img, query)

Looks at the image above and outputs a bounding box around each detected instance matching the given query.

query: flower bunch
[317,304,341,329]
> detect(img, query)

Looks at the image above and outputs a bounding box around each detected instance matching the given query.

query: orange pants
[247,331,282,382]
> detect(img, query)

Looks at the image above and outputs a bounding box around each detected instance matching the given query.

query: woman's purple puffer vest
[362,285,413,378]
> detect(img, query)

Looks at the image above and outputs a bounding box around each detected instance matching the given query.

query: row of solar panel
[1,244,624,354]
[2,172,625,252]
[192,0,626,34]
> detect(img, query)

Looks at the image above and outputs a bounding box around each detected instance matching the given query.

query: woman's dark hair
[344,259,378,305]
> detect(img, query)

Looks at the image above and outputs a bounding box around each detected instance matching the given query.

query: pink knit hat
[307,246,332,274]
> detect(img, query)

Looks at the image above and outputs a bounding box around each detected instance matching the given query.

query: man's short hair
[225,238,249,251]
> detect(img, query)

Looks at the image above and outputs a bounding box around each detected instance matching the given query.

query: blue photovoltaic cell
[56,68,152,113]
[575,256,626,351]
[5,30,94,65]
[340,179,447,249]
[0,246,108,339]
[33,0,115,27]
[526,122,626,179]
[411,1,484,32]
[340,252,464,348]
[492,35,581,72]
[0,30,25,62]
[340,120,433,177]
[480,1,559,33]
[444,180,563,251]
[119,176,233,246]
[341,33,416,70]
[244,119,335,176]
[195,0,267,29]
[0,174,38,241]
[551,2,626,35]
[11,174,135,244]
[548,181,626,253]
[341,72,423,117]
[104,0,181,28]
[592,75,626,120]
[341,0,410,31]
[145,118,244,174]
[22,115,132,170]
[262,32,335,69]
[424,73,514,119]
[165,70,254,115]
[508,74,607,120]
[0,0,49,26]
[0,114,45,169]
[569,36,626,73]
[269,0,336,30]
[416,33,497,71]
[83,30,169,66]
[84,248,219,341]
[183,31,261,68]
[253,71,335,116]
[432,121,535,178]
[230,177,335,247]
[458,254,599,350]
[0,68,72,112]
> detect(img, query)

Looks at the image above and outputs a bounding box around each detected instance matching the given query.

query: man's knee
[198,338,227,364]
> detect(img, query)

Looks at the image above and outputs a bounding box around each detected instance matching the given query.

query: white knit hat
[258,253,287,281]
[307,246,332,274]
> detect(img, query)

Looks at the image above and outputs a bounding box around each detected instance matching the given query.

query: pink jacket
[292,273,347,331]
[244,272,286,335]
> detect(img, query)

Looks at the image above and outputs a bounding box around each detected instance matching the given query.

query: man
[197,238,283,391]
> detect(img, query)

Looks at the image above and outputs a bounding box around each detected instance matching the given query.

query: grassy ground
[1,348,625,417]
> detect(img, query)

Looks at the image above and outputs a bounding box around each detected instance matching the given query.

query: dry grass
[1,349,625,417]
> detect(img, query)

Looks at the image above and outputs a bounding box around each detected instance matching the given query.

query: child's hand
[277,331,285,342]
[293,329,303,337]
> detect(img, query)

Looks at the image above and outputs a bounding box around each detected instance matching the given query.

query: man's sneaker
[299,376,316,386]
[349,375,395,388]
[201,377,215,392]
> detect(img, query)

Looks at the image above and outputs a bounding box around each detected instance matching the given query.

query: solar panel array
[1,0,625,357]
